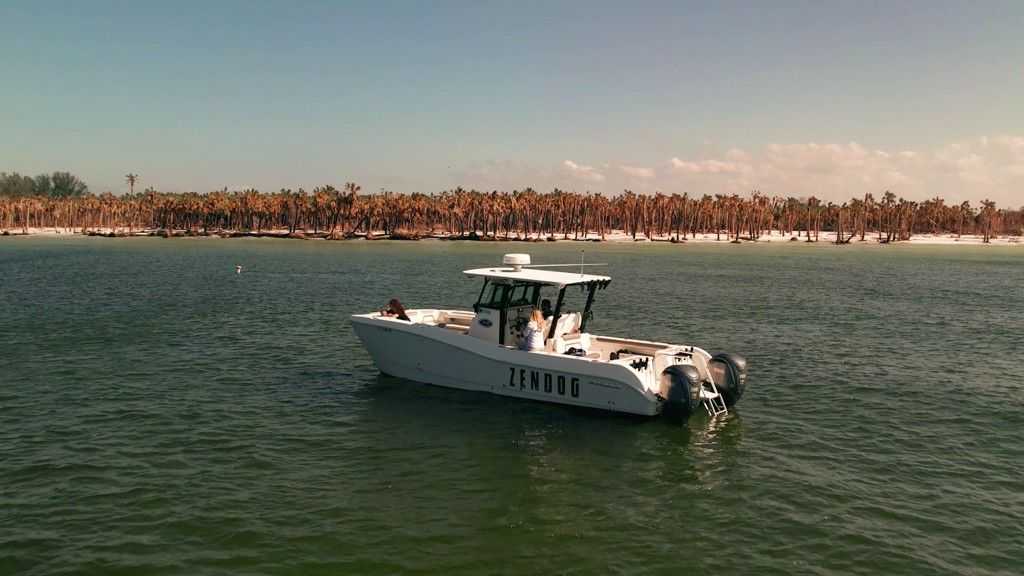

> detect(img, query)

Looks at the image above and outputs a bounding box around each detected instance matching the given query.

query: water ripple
[1,239,1022,575]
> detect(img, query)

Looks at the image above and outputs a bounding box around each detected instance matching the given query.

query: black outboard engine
[708,353,748,406]
[659,365,702,416]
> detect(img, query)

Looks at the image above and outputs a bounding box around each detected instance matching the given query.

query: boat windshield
[474,280,541,311]
[476,282,505,310]
[508,284,536,306]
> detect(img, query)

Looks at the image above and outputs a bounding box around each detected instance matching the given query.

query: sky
[1,0,1022,204]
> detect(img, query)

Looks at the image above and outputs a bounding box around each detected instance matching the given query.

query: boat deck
[358,308,710,394]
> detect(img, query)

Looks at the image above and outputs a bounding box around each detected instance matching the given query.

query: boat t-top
[352,254,748,417]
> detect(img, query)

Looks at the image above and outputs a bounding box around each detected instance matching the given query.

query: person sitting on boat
[520,309,546,352]
[380,298,410,321]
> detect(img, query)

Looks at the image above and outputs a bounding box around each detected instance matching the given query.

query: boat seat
[443,312,474,327]
[553,332,591,355]
[550,313,581,341]
[405,310,436,324]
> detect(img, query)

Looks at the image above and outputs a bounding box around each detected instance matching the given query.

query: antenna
[491,253,607,271]
[522,263,607,268]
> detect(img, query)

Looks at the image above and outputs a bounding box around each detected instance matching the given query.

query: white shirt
[524,320,545,351]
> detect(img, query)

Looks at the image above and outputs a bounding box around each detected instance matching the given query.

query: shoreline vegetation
[1,173,1021,245]
[5,227,1021,246]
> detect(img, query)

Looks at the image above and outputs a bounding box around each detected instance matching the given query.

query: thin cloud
[619,164,655,179]
[663,136,1024,205]
[563,160,605,182]
[457,135,1024,206]
[669,157,749,174]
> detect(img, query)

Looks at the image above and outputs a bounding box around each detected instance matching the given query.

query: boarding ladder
[700,378,728,417]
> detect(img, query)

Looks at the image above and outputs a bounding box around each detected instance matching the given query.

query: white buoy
[235,265,242,274]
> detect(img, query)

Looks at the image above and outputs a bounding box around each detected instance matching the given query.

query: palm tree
[6,181,1024,242]
[958,201,972,239]
[980,199,997,243]
[881,191,896,242]
[125,173,138,195]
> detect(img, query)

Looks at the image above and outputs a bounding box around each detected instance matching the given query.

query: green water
[2,238,1022,575]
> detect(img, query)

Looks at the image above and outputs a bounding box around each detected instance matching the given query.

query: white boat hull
[351,314,664,416]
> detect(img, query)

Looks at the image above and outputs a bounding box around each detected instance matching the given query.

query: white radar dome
[502,253,531,271]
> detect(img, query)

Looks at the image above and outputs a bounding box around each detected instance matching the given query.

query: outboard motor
[708,353,748,406]
[659,365,702,416]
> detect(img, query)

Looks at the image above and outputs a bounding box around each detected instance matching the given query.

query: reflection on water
[687,412,744,489]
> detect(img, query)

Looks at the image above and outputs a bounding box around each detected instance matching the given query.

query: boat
[351,254,748,417]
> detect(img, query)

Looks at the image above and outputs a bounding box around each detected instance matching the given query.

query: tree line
[1,174,1020,243]
[1,171,89,198]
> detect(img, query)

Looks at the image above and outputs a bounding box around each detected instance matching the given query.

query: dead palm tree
[6,182,1024,243]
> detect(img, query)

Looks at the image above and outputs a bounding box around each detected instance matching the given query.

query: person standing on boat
[380,298,410,321]
[541,298,553,321]
[521,309,546,351]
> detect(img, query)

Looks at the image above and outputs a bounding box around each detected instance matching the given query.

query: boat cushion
[554,332,590,354]
[551,313,581,340]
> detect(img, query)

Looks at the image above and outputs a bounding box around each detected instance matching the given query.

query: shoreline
[3,227,1021,246]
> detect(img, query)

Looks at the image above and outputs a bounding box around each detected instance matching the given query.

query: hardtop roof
[463,266,611,287]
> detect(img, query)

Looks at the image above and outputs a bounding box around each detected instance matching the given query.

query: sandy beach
[4,226,1021,246]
